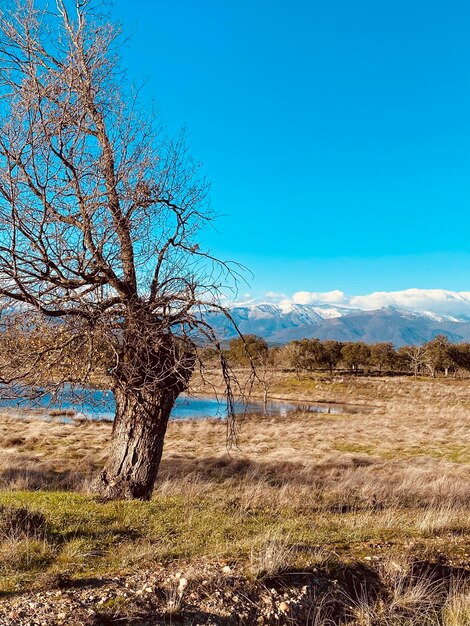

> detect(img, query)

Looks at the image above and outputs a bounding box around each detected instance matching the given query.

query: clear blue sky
[112,0,470,298]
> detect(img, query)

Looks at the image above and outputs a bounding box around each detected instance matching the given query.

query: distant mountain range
[206,303,470,346]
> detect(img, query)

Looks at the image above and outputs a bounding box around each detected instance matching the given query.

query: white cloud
[264,288,470,317]
[349,289,470,315]
[290,290,347,305]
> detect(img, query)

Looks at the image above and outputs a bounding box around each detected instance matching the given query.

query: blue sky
[112,0,470,300]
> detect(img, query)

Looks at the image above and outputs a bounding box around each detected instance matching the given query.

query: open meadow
[0,374,469,624]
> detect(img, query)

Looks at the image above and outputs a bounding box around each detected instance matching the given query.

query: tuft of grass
[415,504,467,535]
[249,531,295,579]
[0,536,54,573]
[442,585,470,626]
[349,570,443,625]
[163,574,188,615]
[0,504,47,538]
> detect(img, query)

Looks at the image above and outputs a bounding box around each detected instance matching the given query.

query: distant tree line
[219,334,470,378]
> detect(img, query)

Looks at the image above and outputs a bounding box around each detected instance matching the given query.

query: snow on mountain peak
[205,299,470,346]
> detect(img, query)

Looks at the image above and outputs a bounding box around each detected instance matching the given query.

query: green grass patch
[1,489,468,594]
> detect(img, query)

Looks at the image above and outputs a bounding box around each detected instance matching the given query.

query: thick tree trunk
[93,386,180,500]
[93,326,195,500]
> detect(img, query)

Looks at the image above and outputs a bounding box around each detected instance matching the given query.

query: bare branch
[0,0,248,500]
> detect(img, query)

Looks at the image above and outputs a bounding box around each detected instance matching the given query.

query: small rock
[279,601,289,613]
[222,565,231,574]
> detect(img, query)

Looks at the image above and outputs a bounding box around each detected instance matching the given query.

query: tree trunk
[93,386,181,500]
[262,385,268,415]
[93,328,194,500]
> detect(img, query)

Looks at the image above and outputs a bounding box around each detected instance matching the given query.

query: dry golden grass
[1,374,469,513]
[442,583,470,626]
[189,372,470,505]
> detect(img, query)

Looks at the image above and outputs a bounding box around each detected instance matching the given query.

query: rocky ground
[0,562,338,625]
[2,558,470,625]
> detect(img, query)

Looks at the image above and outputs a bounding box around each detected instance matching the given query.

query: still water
[0,387,346,421]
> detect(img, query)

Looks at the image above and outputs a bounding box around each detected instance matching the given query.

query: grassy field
[0,374,469,624]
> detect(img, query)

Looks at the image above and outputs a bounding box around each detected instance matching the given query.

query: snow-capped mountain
[205,303,470,346]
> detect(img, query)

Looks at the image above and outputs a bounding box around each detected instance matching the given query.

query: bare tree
[258,347,282,413]
[397,344,427,377]
[0,0,243,500]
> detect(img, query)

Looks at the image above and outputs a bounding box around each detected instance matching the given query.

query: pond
[0,387,348,421]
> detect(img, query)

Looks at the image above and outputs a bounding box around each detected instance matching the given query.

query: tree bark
[93,388,176,499]
[93,331,195,500]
